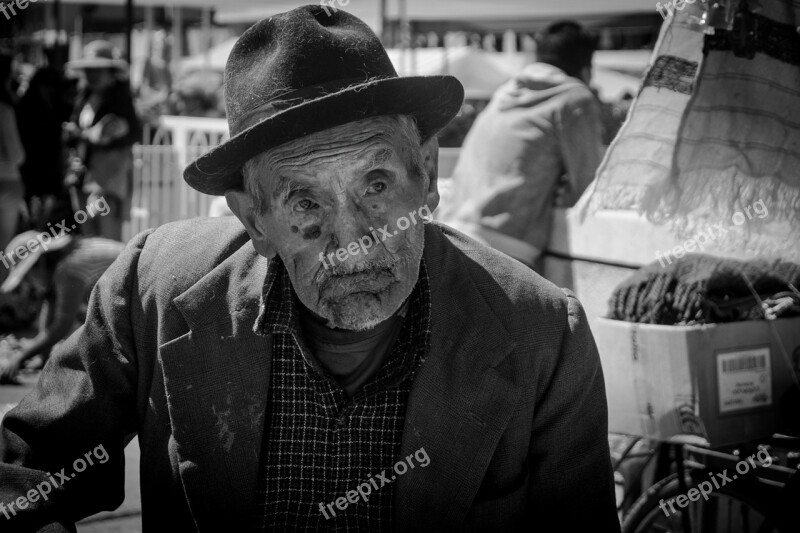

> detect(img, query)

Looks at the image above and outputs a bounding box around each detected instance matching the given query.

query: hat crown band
[232,75,393,134]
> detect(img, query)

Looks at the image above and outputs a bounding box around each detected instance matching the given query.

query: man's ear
[420,135,440,213]
[224,189,276,258]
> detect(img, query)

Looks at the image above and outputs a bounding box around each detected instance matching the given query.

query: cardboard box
[594,316,800,446]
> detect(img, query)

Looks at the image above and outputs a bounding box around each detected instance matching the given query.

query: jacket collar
[393,223,521,530]
[159,223,519,530]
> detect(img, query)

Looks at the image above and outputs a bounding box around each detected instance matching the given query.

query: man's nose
[329,214,371,251]
[326,202,374,256]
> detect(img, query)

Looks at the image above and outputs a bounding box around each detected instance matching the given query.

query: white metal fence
[127,116,228,241]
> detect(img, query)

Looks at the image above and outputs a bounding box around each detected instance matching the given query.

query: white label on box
[717,347,772,414]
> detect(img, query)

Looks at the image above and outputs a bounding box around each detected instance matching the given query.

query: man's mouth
[319,267,396,299]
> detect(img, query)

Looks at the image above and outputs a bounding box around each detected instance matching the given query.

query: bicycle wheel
[622,473,780,533]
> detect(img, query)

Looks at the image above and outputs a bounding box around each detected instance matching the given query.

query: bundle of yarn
[608,254,800,325]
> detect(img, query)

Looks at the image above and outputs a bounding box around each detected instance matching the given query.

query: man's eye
[293,199,318,212]
[366,182,387,195]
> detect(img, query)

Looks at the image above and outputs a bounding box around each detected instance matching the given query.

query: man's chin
[321,292,396,331]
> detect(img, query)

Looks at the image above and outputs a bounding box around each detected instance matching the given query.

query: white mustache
[314,254,397,284]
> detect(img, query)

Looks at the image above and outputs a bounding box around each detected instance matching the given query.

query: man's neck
[297,299,409,337]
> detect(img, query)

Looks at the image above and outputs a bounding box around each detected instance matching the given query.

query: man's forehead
[268,141,398,182]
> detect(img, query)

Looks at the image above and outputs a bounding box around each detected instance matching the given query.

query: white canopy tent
[54,0,654,30]
[215,0,653,26]
[54,0,653,103]
[181,39,651,101]
[52,0,653,74]
[54,0,652,14]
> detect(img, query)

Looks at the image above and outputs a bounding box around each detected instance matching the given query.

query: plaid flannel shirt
[254,257,431,531]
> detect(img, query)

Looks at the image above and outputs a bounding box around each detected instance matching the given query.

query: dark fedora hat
[183,4,464,196]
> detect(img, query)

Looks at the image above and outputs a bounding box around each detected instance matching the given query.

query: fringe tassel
[642,171,800,227]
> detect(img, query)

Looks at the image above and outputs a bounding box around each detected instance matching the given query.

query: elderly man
[0,6,619,532]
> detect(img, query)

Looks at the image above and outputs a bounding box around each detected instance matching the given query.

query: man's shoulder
[428,222,571,319]
[140,215,249,254]
[134,216,254,296]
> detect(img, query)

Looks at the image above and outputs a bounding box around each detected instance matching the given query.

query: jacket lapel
[394,225,522,530]
[158,244,272,531]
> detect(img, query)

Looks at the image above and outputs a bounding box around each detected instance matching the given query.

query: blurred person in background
[137,29,172,131]
[64,41,141,241]
[0,52,25,279]
[0,231,124,384]
[438,21,604,272]
[17,67,70,225]
[169,69,225,118]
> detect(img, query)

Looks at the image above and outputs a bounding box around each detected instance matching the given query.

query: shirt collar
[253,256,299,336]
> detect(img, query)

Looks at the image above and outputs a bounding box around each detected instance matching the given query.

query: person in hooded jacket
[438,21,604,272]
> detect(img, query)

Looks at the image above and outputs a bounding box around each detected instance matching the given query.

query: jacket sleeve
[0,230,151,532]
[527,292,620,532]
[555,88,604,205]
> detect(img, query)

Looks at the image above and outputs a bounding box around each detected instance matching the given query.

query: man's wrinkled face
[229,116,439,331]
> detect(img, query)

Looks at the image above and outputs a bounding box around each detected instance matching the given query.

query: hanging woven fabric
[580,0,800,261]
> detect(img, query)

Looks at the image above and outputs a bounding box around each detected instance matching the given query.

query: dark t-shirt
[298,303,406,397]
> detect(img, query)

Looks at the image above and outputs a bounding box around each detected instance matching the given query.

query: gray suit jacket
[0,218,619,532]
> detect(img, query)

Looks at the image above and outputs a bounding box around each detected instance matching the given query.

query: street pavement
[1,374,142,532]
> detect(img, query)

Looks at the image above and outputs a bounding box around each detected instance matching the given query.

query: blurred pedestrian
[0,52,25,270]
[438,21,604,271]
[64,41,141,241]
[170,69,225,118]
[0,232,124,384]
[17,67,69,222]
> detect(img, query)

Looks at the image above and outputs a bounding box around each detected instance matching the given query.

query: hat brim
[65,58,128,71]
[183,75,464,196]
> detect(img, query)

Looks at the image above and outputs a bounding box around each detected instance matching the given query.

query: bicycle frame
[612,432,800,532]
